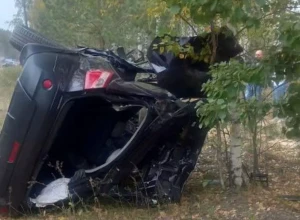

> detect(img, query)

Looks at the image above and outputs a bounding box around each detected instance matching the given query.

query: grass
[0,66,21,129]
[0,67,300,219]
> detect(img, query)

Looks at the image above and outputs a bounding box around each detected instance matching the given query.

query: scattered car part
[29,178,70,208]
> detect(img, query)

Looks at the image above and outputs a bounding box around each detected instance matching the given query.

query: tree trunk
[137,32,142,51]
[222,128,233,187]
[229,115,243,189]
[155,16,160,36]
[252,117,259,174]
[22,0,28,27]
[216,123,225,189]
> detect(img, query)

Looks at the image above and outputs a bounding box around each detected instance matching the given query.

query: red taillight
[7,141,21,163]
[84,69,113,89]
[0,207,8,214]
[42,79,53,90]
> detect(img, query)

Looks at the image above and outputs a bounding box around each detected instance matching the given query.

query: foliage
[0,29,19,59]
[196,60,271,128]
[11,0,32,26]
[282,81,300,139]
[24,0,182,49]
[152,0,300,138]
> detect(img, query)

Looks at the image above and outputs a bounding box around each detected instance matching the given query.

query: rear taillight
[0,207,8,215]
[42,79,53,90]
[7,141,21,163]
[84,69,114,89]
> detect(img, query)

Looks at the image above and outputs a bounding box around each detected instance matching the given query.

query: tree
[26,0,179,49]
[0,29,19,59]
[12,0,32,27]
[144,0,300,188]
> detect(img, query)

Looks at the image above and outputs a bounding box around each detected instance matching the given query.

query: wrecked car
[0,25,242,214]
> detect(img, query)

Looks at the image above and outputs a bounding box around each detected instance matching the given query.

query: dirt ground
[10,132,299,220]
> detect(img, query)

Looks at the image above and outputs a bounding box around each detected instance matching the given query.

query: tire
[9,24,66,51]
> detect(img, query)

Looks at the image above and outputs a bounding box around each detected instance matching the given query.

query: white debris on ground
[30,178,70,207]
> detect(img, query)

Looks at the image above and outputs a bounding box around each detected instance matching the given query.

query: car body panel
[0,52,62,208]
[0,44,175,210]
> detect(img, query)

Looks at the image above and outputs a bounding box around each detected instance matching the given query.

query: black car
[0,25,242,215]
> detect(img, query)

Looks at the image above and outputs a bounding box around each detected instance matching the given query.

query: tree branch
[178,14,198,35]
[235,5,294,37]
[210,21,218,64]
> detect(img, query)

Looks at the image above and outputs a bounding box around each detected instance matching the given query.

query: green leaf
[294,22,300,31]
[256,0,266,7]
[228,102,237,110]
[246,19,254,27]
[217,99,225,105]
[241,81,247,86]
[218,111,227,120]
[262,4,270,12]
[221,104,227,109]
[233,7,244,21]
[190,7,203,24]
[169,5,181,15]
[210,0,218,11]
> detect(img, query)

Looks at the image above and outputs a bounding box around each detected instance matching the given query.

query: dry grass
[0,68,299,220]
[0,66,21,129]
